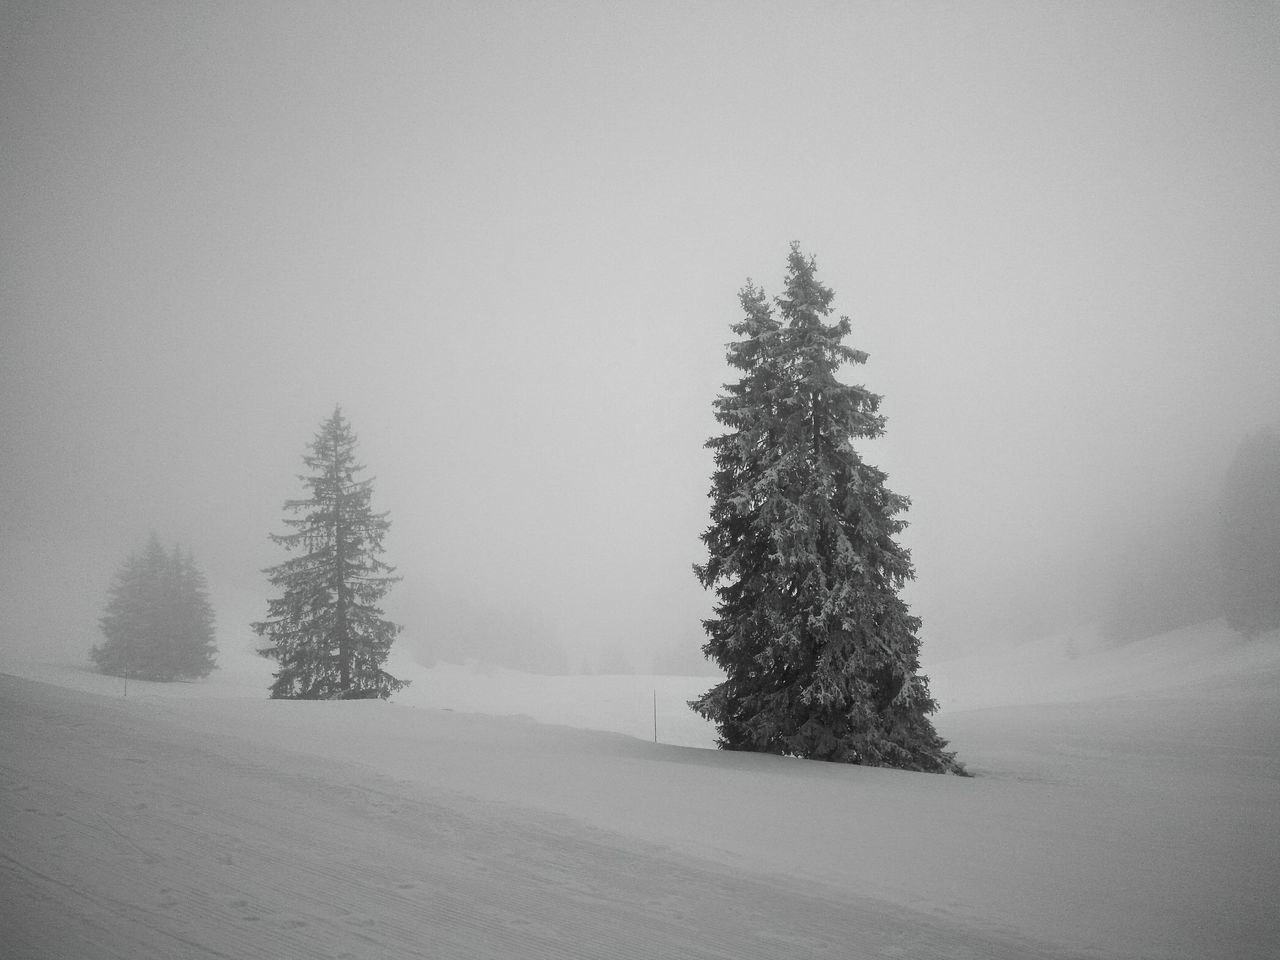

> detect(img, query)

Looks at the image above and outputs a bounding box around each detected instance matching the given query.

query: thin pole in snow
[653,688,657,743]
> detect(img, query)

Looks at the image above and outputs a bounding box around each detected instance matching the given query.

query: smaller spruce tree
[254,406,407,699]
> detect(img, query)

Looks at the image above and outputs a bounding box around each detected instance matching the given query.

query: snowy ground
[2,621,1278,959]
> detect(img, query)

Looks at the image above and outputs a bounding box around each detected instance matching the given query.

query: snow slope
[2,621,1278,959]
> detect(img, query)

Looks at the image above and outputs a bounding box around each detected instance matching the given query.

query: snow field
[2,619,1278,959]
[1,676,1060,960]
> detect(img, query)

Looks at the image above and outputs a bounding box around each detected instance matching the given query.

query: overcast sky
[3,1,1278,672]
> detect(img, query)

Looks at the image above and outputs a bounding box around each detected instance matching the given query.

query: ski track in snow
[2,620,1279,959]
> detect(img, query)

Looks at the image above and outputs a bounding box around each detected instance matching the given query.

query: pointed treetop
[321,404,350,437]
[779,242,836,320]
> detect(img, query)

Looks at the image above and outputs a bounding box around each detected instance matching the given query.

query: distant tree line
[1102,426,1280,642]
[1221,427,1280,637]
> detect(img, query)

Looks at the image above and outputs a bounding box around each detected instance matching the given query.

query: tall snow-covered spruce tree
[254,406,407,700]
[691,245,962,773]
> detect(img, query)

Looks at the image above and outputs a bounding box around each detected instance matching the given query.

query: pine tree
[691,245,961,773]
[1221,427,1280,638]
[254,406,407,699]
[92,533,217,682]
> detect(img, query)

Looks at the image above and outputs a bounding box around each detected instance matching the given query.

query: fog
[3,1,1278,673]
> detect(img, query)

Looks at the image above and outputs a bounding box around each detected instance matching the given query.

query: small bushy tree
[691,245,961,773]
[92,533,217,681]
[254,406,407,699]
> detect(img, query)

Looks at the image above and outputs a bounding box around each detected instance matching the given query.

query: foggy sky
[3,1,1278,671]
